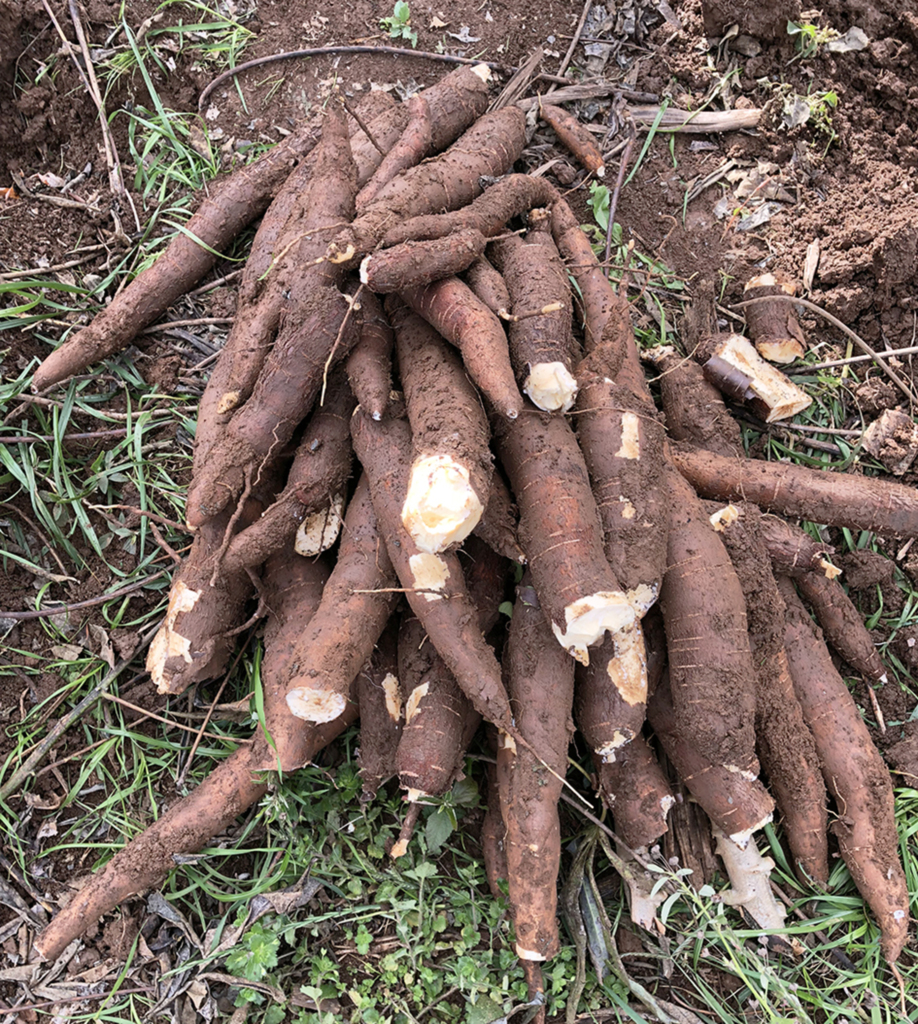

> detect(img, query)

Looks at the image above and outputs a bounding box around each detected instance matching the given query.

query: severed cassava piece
[778,576,909,964]
[497,574,575,964]
[388,297,492,553]
[660,466,759,778]
[490,211,578,412]
[743,272,806,364]
[494,403,635,664]
[693,332,811,422]
[345,290,394,422]
[286,475,399,723]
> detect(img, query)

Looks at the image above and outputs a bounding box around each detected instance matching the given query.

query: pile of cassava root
[31,64,918,1000]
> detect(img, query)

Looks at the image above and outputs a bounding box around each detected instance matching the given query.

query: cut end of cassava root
[401,454,485,553]
[523,361,578,412]
[286,687,349,723]
[700,333,811,422]
[551,591,635,665]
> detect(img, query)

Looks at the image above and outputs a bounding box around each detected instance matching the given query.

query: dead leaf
[87,623,116,668]
[429,15,447,28]
[825,26,868,52]
[803,238,820,292]
[50,643,84,662]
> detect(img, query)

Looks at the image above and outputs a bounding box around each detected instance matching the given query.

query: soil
[2,0,918,1016]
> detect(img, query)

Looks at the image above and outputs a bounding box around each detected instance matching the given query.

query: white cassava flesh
[407,551,451,601]
[295,494,345,556]
[523,361,578,412]
[147,581,200,692]
[286,687,348,724]
[401,454,484,553]
[551,591,635,665]
[703,333,811,422]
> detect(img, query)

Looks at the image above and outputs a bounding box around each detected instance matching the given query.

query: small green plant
[786,19,839,59]
[380,1,418,47]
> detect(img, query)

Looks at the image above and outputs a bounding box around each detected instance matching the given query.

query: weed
[380,1,418,48]
[786,19,840,59]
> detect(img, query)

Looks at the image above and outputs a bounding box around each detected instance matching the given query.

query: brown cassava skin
[758,515,836,575]
[351,406,516,734]
[345,291,394,422]
[795,571,888,684]
[540,104,605,175]
[660,466,759,776]
[586,606,672,849]
[189,284,359,528]
[490,218,577,407]
[743,272,806,362]
[778,575,908,963]
[401,276,523,420]
[645,345,743,458]
[362,229,487,293]
[575,630,646,760]
[388,296,493,535]
[382,174,559,248]
[551,196,669,589]
[464,254,512,315]
[351,63,490,191]
[550,198,633,359]
[714,503,829,883]
[328,107,527,263]
[494,403,631,657]
[395,535,506,800]
[146,472,276,696]
[36,547,354,963]
[472,469,526,564]
[396,611,479,799]
[356,95,433,210]
[670,442,918,538]
[31,121,322,391]
[481,760,509,900]
[575,333,668,601]
[497,576,575,962]
[186,108,359,528]
[647,673,775,841]
[357,618,402,802]
[285,475,400,720]
[594,736,674,850]
[220,368,356,575]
